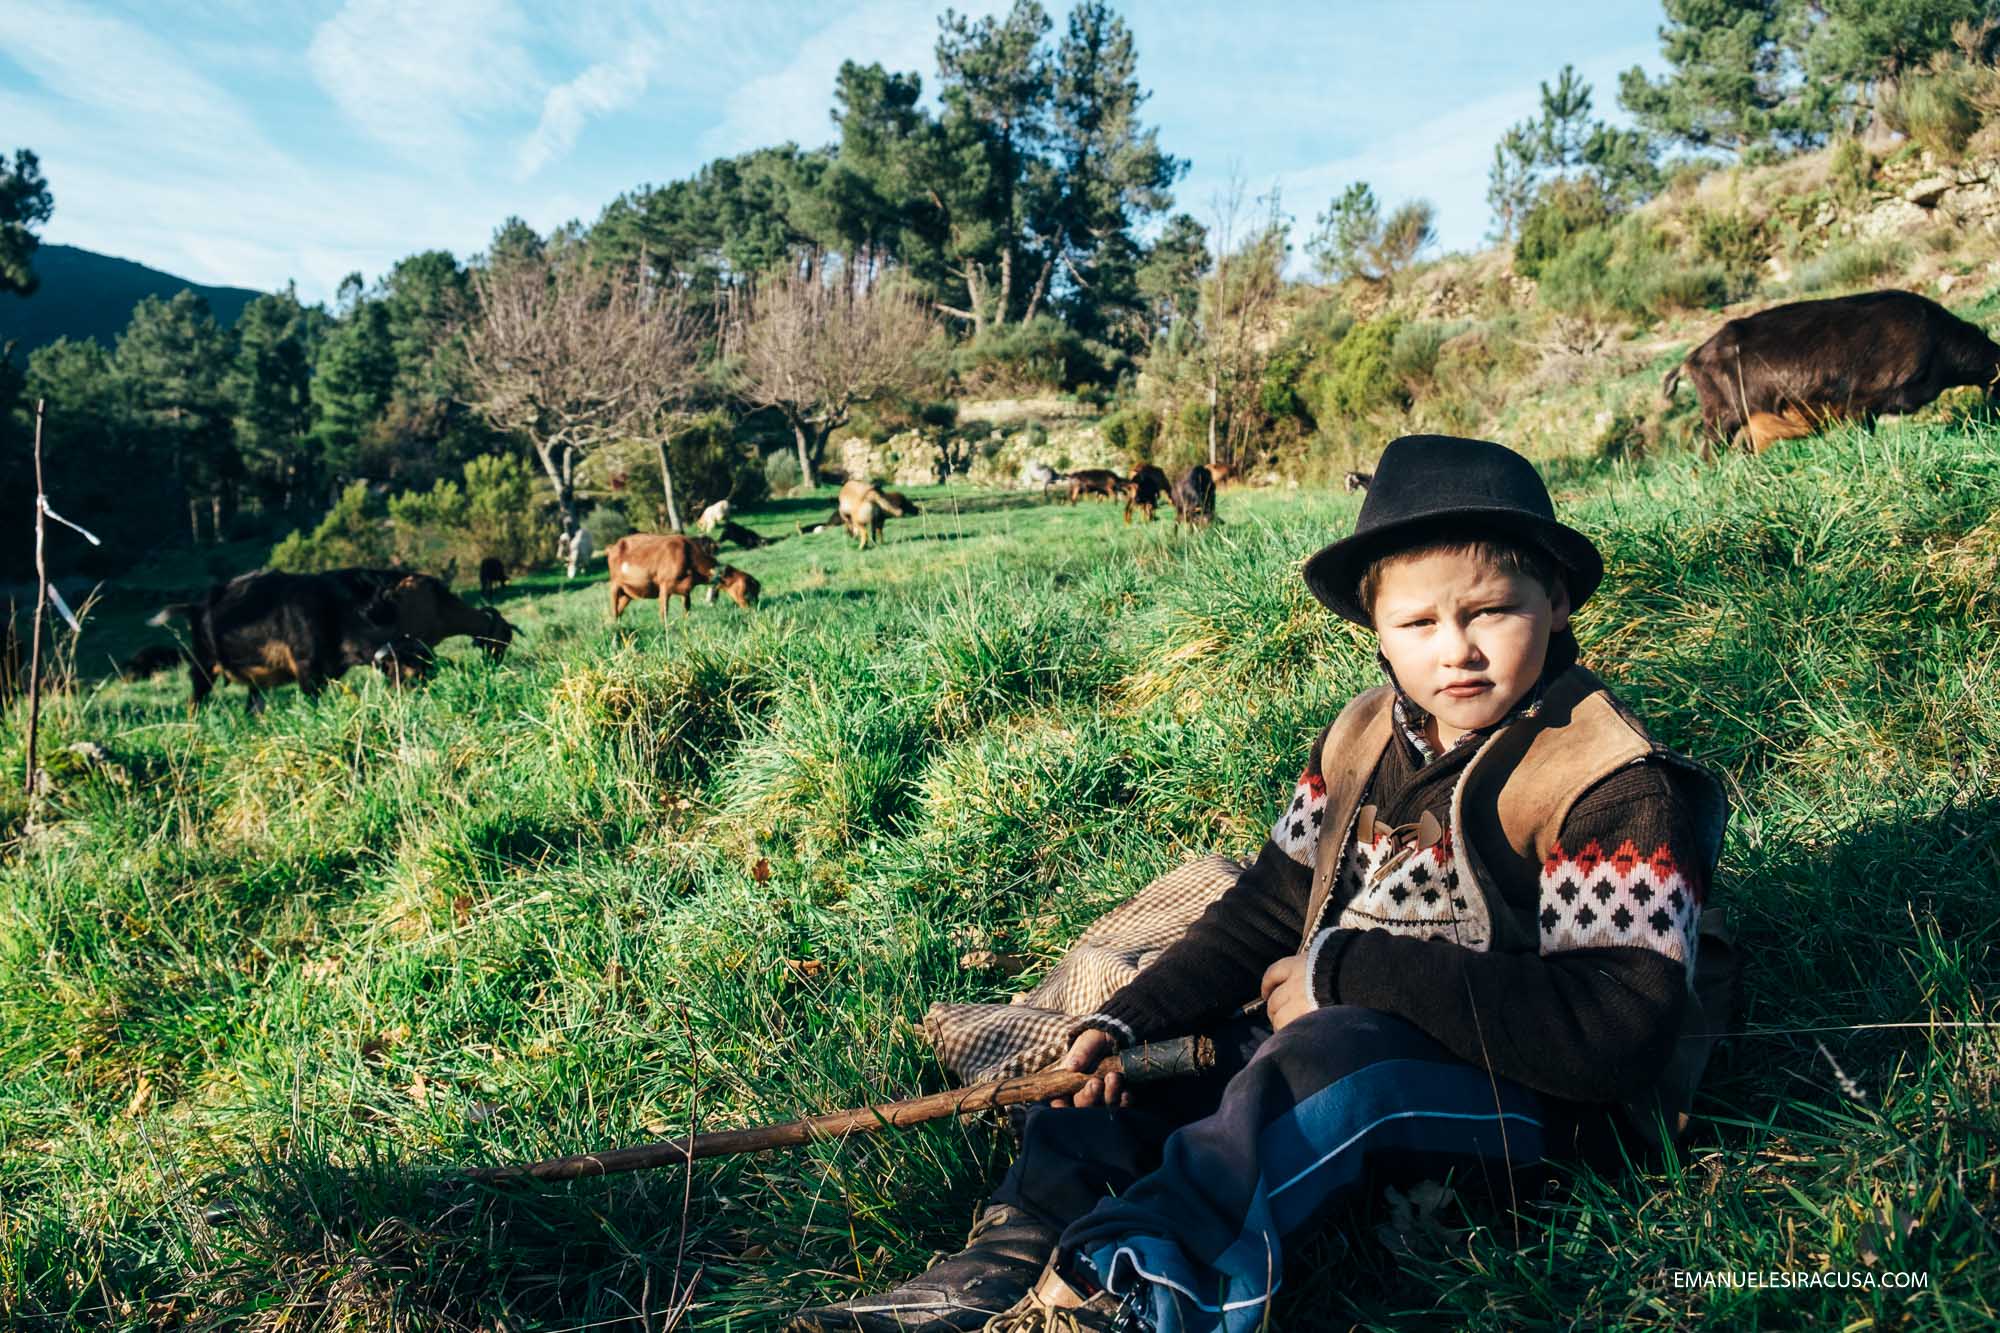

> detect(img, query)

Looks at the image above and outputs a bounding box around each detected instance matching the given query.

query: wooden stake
[24,398,45,801]
[471,1034,1215,1185]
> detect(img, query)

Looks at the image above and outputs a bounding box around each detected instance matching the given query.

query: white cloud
[517,46,659,179]
[695,0,1007,158]
[307,0,540,165]
[1204,43,1661,259]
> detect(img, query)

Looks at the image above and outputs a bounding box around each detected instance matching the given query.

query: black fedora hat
[1303,435,1602,625]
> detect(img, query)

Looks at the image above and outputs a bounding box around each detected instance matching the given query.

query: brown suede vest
[1301,664,1737,1144]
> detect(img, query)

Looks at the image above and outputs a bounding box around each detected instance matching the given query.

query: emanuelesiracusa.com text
[1671,1271,1929,1290]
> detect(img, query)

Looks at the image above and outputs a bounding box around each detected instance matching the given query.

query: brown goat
[1665,289,2000,458]
[606,533,744,622]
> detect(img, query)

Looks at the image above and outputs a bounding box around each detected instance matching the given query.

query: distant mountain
[0,244,265,361]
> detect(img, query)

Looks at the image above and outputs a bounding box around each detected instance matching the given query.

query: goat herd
[118,285,2000,711]
[122,462,1221,711]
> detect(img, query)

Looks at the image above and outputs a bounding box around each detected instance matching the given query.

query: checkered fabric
[923,855,1250,1085]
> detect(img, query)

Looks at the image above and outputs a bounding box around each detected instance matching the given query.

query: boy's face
[1370,549,1570,747]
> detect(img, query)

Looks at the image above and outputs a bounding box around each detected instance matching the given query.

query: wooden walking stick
[470,1034,1217,1185]
[24,399,46,801]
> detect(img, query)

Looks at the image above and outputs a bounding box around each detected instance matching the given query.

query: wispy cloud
[696,0,1007,158]
[517,46,659,179]
[1198,43,1661,257]
[307,0,540,165]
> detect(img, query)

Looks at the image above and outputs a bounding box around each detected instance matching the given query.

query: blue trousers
[990,1007,1605,1333]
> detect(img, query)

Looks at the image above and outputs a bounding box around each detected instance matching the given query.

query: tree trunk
[964,263,989,339]
[533,440,580,537]
[1022,249,1057,325]
[1206,374,1219,467]
[655,437,683,532]
[793,419,819,490]
[998,242,1014,328]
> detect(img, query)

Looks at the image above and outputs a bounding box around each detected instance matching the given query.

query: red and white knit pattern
[1332,824,1486,945]
[1539,838,1699,966]
[1271,769,1327,867]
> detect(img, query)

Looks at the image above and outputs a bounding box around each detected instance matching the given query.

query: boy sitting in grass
[792,435,1729,1333]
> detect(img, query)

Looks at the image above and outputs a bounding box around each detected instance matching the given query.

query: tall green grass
[1,438,1996,1329]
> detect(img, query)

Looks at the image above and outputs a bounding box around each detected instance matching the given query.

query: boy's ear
[1549,581,1572,633]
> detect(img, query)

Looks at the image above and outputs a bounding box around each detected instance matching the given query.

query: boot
[787,1203,1058,1332]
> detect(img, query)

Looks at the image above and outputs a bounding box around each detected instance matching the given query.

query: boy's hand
[1051,1028,1127,1108]
[1261,955,1314,1030]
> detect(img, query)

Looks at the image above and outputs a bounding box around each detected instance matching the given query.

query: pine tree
[309,298,397,490]
[224,288,315,510]
[1618,0,1832,152]
[114,291,237,542]
[0,148,53,296]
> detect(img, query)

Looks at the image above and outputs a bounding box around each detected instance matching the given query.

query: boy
[792,435,1728,1333]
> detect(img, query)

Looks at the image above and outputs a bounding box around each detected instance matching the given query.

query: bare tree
[729,270,938,489]
[462,253,703,537]
[1192,175,1288,469]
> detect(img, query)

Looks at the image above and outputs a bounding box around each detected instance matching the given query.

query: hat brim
[1303,507,1603,626]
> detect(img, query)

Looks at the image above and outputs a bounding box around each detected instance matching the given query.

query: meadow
[2,426,1997,1330]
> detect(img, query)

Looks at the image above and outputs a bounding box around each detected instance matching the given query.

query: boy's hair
[1358,534,1564,624]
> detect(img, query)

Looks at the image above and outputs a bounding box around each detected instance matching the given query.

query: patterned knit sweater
[1089,670,1704,1106]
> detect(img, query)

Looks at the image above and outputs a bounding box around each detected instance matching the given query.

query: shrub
[1889,70,1981,161]
[763,448,803,496]
[1537,217,1739,321]
[1789,241,1908,295]
[1828,137,1873,202]
[1176,399,1211,449]
[1387,320,1466,393]
[456,454,546,568]
[268,480,391,572]
[952,316,1112,394]
[582,502,633,549]
[1513,178,1614,280]
[1691,208,1767,275]
[1100,407,1161,460]
[1316,316,1407,418]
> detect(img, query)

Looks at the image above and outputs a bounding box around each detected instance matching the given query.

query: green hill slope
[0,243,264,358]
[2,435,1994,1327]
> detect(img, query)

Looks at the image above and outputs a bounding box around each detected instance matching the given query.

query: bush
[763,449,803,497]
[1100,407,1161,461]
[268,480,391,572]
[1175,399,1211,451]
[1514,178,1615,280]
[1387,320,1466,393]
[952,316,1113,394]
[1315,316,1406,418]
[1828,137,1874,202]
[582,502,633,550]
[1537,217,1740,322]
[1690,208,1767,276]
[273,455,554,579]
[1889,70,1981,161]
[1789,240,1909,295]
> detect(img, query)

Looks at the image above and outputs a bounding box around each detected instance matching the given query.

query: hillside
[0,244,263,359]
[2,429,1995,1327]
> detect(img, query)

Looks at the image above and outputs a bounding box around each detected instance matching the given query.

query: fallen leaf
[126,1074,153,1119]
[751,858,771,884]
[452,895,473,925]
[408,1071,431,1107]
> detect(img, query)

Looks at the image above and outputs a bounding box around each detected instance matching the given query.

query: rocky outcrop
[1854,151,2000,239]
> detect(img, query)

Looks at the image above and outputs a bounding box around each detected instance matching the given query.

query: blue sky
[0,1,1670,304]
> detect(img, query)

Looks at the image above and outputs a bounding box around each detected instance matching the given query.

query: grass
[2,438,1997,1330]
